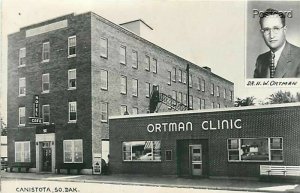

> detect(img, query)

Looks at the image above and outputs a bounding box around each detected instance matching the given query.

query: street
[1,179,264,193]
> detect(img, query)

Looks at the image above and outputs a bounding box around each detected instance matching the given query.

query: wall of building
[109,104,300,177]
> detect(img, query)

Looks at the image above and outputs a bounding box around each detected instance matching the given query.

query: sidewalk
[1,171,300,192]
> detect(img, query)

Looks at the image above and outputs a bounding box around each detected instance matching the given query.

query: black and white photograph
[1,0,300,193]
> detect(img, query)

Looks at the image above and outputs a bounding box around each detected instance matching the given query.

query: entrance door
[42,142,52,172]
[190,145,202,176]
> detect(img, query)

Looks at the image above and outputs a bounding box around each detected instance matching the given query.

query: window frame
[68,69,76,90]
[189,74,192,88]
[42,42,50,62]
[120,45,126,65]
[68,36,76,57]
[63,139,83,163]
[152,58,157,74]
[19,107,26,126]
[42,104,50,124]
[178,69,182,83]
[132,78,138,97]
[120,75,127,95]
[68,101,77,123]
[19,48,26,67]
[19,77,26,97]
[132,107,138,115]
[100,102,108,123]
[217,86,220,97]
[145,55,150,71]
[42,73,50,93]
[165,150,172,161]
[100,37,108,58]
[167,71,171,86]
[145,82,150,98]
[122,141,161,162]
[120,105,128,115]
[201,79,205,92]
[211,83,214,96]
[172,67,176,82]
[132,50,138,69]
[201,99,205,109]
[100,69,108,90]
[15,141,30,163]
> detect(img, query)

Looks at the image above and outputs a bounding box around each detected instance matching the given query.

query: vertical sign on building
[93,153,102,175]
[33,95,39,117]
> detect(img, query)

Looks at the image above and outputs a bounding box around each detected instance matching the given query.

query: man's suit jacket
[253,42,300,78]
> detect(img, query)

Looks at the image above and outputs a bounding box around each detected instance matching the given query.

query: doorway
[41,142,52,172]
[190,145,202,176]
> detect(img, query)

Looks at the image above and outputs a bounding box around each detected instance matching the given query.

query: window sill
[18,124,25,127]
[101,88,108,91]
[18,65,26,68]
[100,55,108,59]
[41,59,50,63]
[101,120,108,123]
[41,91,49,94]
[18,95,26,97]
[120,62,126,65]
[132,94,138,97]
[68,121,77,124]
[120,92,127,95]
[68,88,76,91]
[68,54,76,58]
[132,66,138,69]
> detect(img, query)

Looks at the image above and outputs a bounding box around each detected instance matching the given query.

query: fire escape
[149,85,189,113]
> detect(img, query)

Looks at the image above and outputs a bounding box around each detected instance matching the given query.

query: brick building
[7,12,234,174]
[109,103,300,178]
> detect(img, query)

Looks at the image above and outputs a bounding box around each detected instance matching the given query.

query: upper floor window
[182,71,186,84]
[211,83,214,96]
[224,89,227,99]
[145,56,150,71]
[120,75,127,94]
[100,70,108,90]
[15,141,30,162]
[120,105,128,115]
[100,102,108,122]
[120,45,126,65]
[19,107,26,126]
[201,79,205,92]
[177,92,182,104]
[201,99,205,109]
[100,37,108,58]
[172,90,177,106]
[42,42,50,62]
[19,77,26,96]
[183,94,187,106]
[68,69,76,90]
[145,82,150,98]
[172,67,176,82]
[42,105,50,124]
[132,79,138,97]
[217,86,220,97]
[42,73,50,93]
[167,71,171,85]
[19,48,26,67]
[189,95,193,109]
[230,90,233,101]
[68,101,77,122]
[132,50,138,69]
[218,103,221,108]
[197,97,201,110]
[197,78,201,90]
[63,139,83,163]
[152,58,157,74]
[189,74,192,88]
[132,107,138,115]
[68,36,76,57]
[178,69,182,82]
[211,102,215,109]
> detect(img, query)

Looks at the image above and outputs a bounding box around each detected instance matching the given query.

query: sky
[1,0,299,122]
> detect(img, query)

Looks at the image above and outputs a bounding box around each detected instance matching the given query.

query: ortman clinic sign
[146,119,242,133]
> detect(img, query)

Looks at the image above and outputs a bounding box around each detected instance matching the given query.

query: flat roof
[110,102,300,120]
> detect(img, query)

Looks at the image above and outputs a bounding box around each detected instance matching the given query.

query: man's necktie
[270,52,275,78]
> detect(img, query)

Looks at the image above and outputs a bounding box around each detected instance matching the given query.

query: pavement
[1,171,300,193]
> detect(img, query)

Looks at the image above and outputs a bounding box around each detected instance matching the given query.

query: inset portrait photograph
[246,1,300,82]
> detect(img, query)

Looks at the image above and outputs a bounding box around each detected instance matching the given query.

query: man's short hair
[259,8,286,27]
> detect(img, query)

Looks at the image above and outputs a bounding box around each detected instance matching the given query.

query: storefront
[109,103,300,178]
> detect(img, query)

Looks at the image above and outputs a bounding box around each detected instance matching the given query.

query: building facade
[109,103,300,178]
[7,12,234,174]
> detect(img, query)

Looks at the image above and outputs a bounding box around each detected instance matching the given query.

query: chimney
[119,19,153,37]
[203,66,211,72]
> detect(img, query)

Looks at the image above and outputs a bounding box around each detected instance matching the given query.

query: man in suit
[254,8,300,78]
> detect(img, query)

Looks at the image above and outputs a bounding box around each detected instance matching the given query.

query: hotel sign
[29,95,43,124]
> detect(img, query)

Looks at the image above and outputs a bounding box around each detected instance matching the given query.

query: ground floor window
[227,137,283,162]
[15,141,30,162]
[122,141,161,161]
[63,139,83,163]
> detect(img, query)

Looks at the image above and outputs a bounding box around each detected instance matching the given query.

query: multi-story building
[7,12,234,174]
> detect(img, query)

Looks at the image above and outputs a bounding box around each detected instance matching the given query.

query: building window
[201,99,205,109]
[132,50,138,69]
[68,36,76,57]
[211,102,215,109]
[132,79,138,97]
[172,67,176,82]
[201,79,205,92]
[42,73,50,93]
[152,58,157,74]
[183,94,187,106]
[178,69,182,82]
[120,76,127,94]
[165,150,172,161]
[122,141,161,161]
[100,70,108,90]
[145,82,150,98]
[132,107,138,115]
[211,83,214,95]
[189,74,192,88]
[197,97,201,109]
[227,138,283,162]
[145,55,150,71]
[19,48,26,67]
[42,105,50,124]
[177,92,182,104]
[100,102,108,122]
[224,89,227,99]
[19,77,26,96]
[217,86,220,97]
[19,107,26,126]
[197,78,201,90]
[100,37,108,58]
[167,71,171,85]
[68,69,76,90]
[230,91,233,101]
[120,45,126,64]
[68,101,77,122]
[218,103,221,108]
[120,105,128,115]
[172,90,177,106]
[15,141,30,162]
[42,42,50,62]
[182,71,186,84]
[63,139,83,163]
[189,95,193,109]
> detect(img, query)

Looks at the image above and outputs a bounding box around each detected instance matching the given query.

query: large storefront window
[15,141,30,162]
[227,138,283,162]
[122,141,161,161]
[63,140,83,163]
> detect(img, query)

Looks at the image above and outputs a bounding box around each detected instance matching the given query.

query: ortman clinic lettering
[146,119,242,133]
